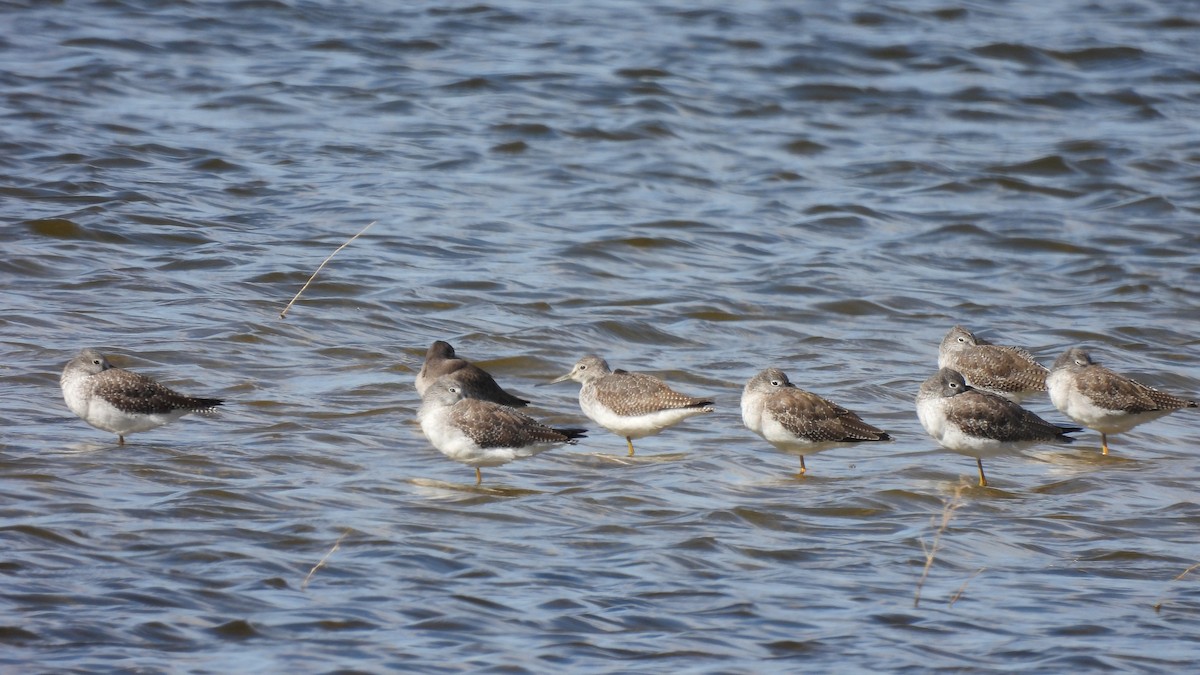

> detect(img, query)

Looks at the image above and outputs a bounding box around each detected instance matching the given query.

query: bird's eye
[93,359,101,365]
[958,337,966,344]
[1075,359,1085,366]
[770,380,781,386]
[579,365,587,371]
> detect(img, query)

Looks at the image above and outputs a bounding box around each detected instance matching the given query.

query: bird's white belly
[61,376,93,420]
[420,409,481,464]
[915,398,947,442]
[741,396,764,436]
[936,425,1022,458]
[582,398,706,438]
[84,397,185,435]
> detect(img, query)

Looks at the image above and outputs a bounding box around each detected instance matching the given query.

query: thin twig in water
[302,529,350,590]
[1153,561,1200,612]
[914,481,968,609]
[948,567,986,608]
[280,220,377,319]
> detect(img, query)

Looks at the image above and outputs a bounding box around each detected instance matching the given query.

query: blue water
[2,0,1199,671]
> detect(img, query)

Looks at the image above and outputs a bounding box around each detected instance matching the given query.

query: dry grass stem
[948,567,986,608]
[280,220,377,319]
[914,481,968,609]
[301,529,350,590]
[1153,561,1200,612]
[1171,562,1200,583]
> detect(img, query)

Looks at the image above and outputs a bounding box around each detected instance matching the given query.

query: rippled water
[3,0,1200,671]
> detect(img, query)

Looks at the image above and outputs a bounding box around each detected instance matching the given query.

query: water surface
[3,0,1200,671]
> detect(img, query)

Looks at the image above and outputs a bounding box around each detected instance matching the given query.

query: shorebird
[938,325,1048,402]
[60,348,224,444]
[1047,347,1196,455]
[917,368,1078,486]
[550,355,713,456]
[741,368,890,477]
[418,375,585,484]
[414,340,529,407]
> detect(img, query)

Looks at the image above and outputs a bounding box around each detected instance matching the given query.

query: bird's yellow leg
[475,467,483,485]
[798,456,807,478]
[1101,433,1109,456]
[626,437,635,457]
[976,458,988,487]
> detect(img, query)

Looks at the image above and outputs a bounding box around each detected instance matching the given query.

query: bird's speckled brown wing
[1076,366,1194,413]
[591,371,713,417]
[766,389,888,442]
[949,389,1066,442]
[451,399,581,448]
[951,345,1048,394]
[92,369,223,415]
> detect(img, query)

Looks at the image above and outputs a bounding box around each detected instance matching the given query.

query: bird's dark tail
[555,427,588,442]
[1056,424,1083,440]
[188,397,224,412]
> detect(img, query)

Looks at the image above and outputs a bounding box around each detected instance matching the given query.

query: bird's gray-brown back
[1051,347,1196,413]
[938,325,1048,398]
[451,399,584,449]
[63,349,222,415]
[765,387,890,442]
[588,369,713,417]
[415,340,529,407]
[423,377,582,448]
[925,368,1073,442]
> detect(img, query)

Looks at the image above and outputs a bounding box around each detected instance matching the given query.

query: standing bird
[917,368,1078,487]
[414,340,529,407]
[418,376,585,484]
[938,325,1048,402]
[60,348,224,444]
[1047,347,1196,455]
[741,368,890,477]
[550,355,714,456]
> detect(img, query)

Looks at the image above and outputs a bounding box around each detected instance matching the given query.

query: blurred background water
[2,0,1199,671]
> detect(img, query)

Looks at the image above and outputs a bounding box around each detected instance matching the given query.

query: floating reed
[1153,561,1200,613]
[280,220,377,319]
[301,529,350,590]
[914,481,968,609]
[948,567,986,608]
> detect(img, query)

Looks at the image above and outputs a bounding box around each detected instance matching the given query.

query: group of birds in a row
[59,326,1197,487]
[920,327,1195,485]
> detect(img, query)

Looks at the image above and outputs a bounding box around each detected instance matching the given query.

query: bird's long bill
[545,373,573,385]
